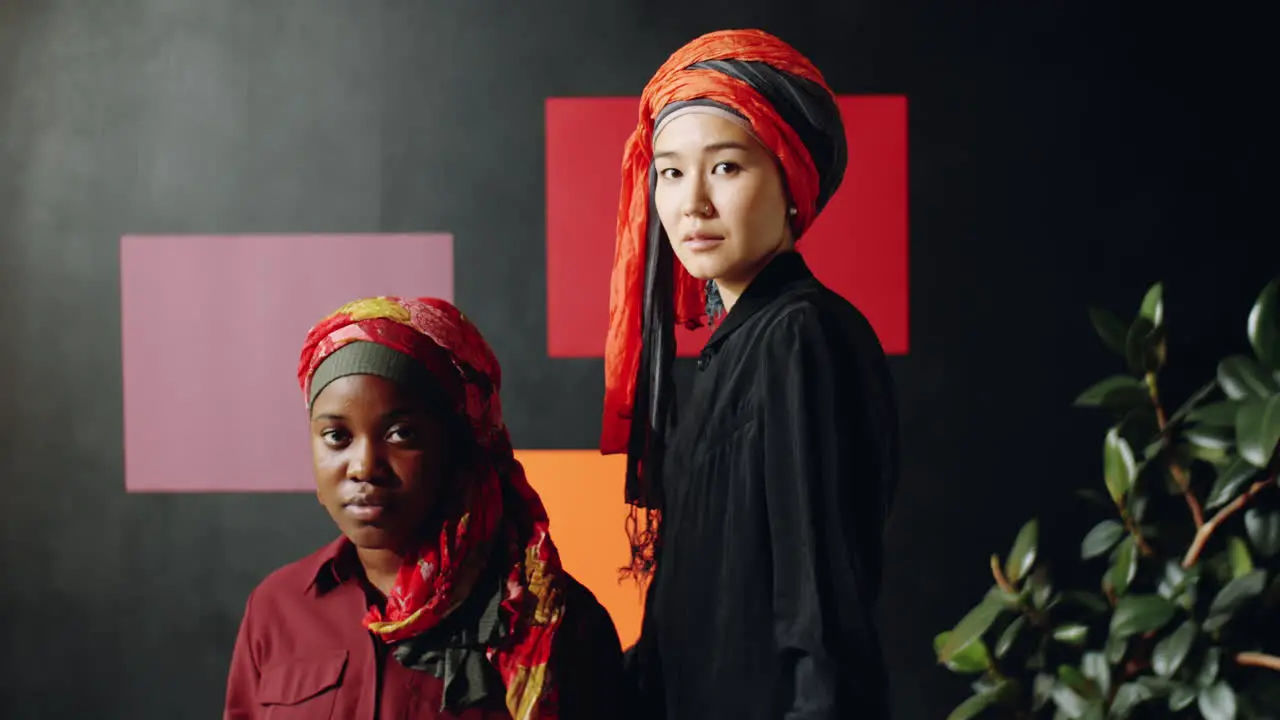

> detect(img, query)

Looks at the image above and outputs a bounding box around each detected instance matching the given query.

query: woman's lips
[683,233,724,252]
[343,496,389,521]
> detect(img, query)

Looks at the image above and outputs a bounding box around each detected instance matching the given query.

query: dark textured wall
[0,2,1272,718]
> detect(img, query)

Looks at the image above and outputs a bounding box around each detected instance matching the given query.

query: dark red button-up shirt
[224,537,624,719]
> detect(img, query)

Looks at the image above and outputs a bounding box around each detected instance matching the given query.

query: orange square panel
[515,450,644,647]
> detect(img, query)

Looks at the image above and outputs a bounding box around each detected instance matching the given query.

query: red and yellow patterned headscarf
[298,296,565,720]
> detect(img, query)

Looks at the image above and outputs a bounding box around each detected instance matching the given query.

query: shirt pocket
[257,650,348,719]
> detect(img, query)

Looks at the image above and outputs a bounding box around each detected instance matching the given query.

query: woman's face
[309,374,454,553]
[652,112,793,300]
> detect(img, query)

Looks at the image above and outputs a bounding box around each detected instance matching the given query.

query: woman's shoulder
[747,283,884,366]
[558,572,618,638]
[552,572,627,718]
[242,536,349,614]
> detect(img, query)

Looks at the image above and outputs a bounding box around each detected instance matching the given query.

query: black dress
[628,251,899,719]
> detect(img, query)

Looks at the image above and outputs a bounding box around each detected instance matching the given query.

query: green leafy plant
[934,278,1280,719]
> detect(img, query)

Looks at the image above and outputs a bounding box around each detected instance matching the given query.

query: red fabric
[600,29,838,454]
[296,297,565,720]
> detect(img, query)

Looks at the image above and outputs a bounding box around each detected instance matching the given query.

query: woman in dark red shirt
[224,297,624,719]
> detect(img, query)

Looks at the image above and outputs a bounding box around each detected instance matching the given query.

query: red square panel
[546,95,909,358]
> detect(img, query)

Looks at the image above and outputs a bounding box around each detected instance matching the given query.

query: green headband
[308,341,434,408]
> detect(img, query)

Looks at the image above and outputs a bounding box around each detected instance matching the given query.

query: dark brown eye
[387,424,417,443]
[320,428,350,447]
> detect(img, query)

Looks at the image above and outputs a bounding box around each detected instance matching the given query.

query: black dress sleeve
[758,308,890,719]
[553,575,627,720]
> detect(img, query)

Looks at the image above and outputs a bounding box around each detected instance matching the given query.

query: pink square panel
[120,234,454,492]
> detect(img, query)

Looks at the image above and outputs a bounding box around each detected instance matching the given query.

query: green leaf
[987,584,1021,608]
[1052,686,1089,718]
[1005,518,1039,585]
[1235,395,1280,468]
[1125,318,1166,374]
[1245,508,1280,557]
[1205,457,1261,510]
[1031,673,1056,712]
[1052,624,1088,646]
[1197,647,1222,688]
[1110,682,1155,718]
[1108,536,1138,596]
[1197,681,1237,720]
[1185,425,1234,453]
[1248,277,1280,371]
[1227,536,1254,578]
[1218,355,1279,400]
[1081,519,1125,559]
[1187,442,1231,465]
[1105,629,1128,664]
[1144,325,1168,374]
[1136,675,1175,697]
[1125,318,1153,375]
[1204,570,1267,632]
[995,614,1025,659]
[1205,551,1237,587]
[949,681,1018,720]
[1104,428,1137,504]
[1187,400,1243,428]
[1152,620,1197,678]
[938,592,1005,664]
[1061,591,1110,615]
[1139,282,1164,326]
[969,676,999,696]
[1074,487,1112,509]
[1058,664,1097,700]
[1128,491,1151,525]
[1168,379,1221,428]
[1110,594,1176,638]
[1080,651,1111,699]
[1088,306,1130,356]
[1168,684,1197,712]
[1051,672,1100,719]
[934,631,992,674]
[946,691,995,720]
[1029,567,1054,610]
[1073,375,1149,410]
[1158,561,1200,607]
[1119,406,1161,461]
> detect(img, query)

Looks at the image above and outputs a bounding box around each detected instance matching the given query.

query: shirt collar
[705,251,815,350]
[302,535,360,594]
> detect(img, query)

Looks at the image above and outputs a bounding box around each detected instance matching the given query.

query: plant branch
[1120,509,1156,557]
[1147,371,1205,528]
[990,554,1015,595]
[1183,477,1275,568]
[1236,652,1280,672]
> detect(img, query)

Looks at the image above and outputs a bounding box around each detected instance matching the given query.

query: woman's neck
[356,546,405,597]
[715,248,790,314]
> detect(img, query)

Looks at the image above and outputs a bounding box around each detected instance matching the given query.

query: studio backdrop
[0,2,1272,718]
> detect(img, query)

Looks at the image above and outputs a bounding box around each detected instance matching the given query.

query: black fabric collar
[704,251,814,352]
